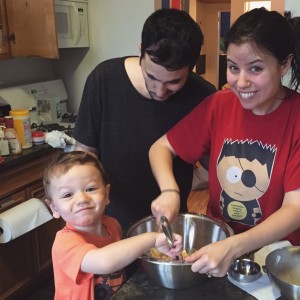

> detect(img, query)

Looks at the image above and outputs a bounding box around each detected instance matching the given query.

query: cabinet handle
[0,199,16,208]
[7,33,16,43]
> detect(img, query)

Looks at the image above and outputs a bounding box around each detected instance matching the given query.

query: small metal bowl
[229,258,261,283]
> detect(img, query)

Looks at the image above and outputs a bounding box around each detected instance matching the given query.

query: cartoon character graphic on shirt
[94,270,125,300]
[217,139,276,226]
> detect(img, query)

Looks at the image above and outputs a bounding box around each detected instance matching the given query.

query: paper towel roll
[0,198,53,243]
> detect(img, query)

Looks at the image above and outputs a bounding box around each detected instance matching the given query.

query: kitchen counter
[0,143,59,171]
[115,268,284,300]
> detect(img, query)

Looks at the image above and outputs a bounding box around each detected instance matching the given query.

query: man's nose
[154,81,167,97]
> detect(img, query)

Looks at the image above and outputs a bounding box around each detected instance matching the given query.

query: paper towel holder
[0,198,53,243]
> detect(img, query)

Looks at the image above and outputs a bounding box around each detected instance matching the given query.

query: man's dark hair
[140,8,203,71]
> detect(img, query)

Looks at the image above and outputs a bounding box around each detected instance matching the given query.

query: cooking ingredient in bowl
[149,248,192,261]
[277,270,300,286]
[150,247,173,261]
[182,249,188,259]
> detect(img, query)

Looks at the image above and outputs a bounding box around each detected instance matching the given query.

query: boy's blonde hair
[43,151,109,202]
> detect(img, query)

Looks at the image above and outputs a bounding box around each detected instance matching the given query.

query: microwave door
[71,3,81,46]
[56,2,74,48]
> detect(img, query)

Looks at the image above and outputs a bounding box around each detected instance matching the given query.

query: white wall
[54,0,156,113]
[0,58,54,87]
[282,0,300,88]
[285,0,300,16]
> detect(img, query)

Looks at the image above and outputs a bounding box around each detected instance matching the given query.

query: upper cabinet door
[0,0,12,59]
[5,0,59,58]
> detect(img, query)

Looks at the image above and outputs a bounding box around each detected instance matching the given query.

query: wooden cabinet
[0,0,11,59]
[0,149,64,300]
[0,0,59,59]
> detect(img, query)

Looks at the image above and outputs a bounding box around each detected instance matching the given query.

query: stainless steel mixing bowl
[266,246,300,300]
[127,213,234,289]
[228,258,261,283]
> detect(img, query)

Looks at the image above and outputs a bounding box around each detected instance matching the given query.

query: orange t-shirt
[52,215,126,300]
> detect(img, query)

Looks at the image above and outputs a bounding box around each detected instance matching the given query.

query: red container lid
[32,131,45,138]
[4,116,14,128]
[32,131,45,145]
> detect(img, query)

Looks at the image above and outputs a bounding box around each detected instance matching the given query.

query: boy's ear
[45,199,61,219]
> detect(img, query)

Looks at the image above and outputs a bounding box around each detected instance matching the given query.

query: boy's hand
[155,233,183,259]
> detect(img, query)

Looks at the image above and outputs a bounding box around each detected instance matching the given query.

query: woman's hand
[184,238,238,277]
[151,192,180,225]
[155,233,183,259]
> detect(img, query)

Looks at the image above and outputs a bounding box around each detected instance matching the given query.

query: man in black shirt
[73,8,215,230]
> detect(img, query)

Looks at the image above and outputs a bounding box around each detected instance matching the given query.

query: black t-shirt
[73,56,216,230]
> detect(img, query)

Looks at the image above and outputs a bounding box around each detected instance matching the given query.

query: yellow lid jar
[9,109,32,149]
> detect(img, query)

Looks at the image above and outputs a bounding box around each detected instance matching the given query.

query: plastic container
[4,116,14,128]
[0,126,10,156]
[32,131,45,145]
[4,116,22,154]
[9,109,32,149]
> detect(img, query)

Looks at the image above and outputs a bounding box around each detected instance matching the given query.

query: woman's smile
[238,91,256,99]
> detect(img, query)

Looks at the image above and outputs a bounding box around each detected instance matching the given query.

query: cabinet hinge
[7,33,16,43]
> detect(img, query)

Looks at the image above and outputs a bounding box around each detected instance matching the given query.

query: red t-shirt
[52,215,125,300]
[168,88,300,245]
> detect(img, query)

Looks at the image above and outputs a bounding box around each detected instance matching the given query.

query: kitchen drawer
[0,189,26,213]
[26,180,46,201]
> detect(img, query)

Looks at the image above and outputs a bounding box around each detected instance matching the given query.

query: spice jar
[4,116,22,154]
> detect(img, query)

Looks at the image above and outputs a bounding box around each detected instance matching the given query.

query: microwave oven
[55,0,89,48]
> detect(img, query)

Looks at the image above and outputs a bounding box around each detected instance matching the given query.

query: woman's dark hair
[43,151,109,201]
[140,8,203,71]
[224,8,300,91]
